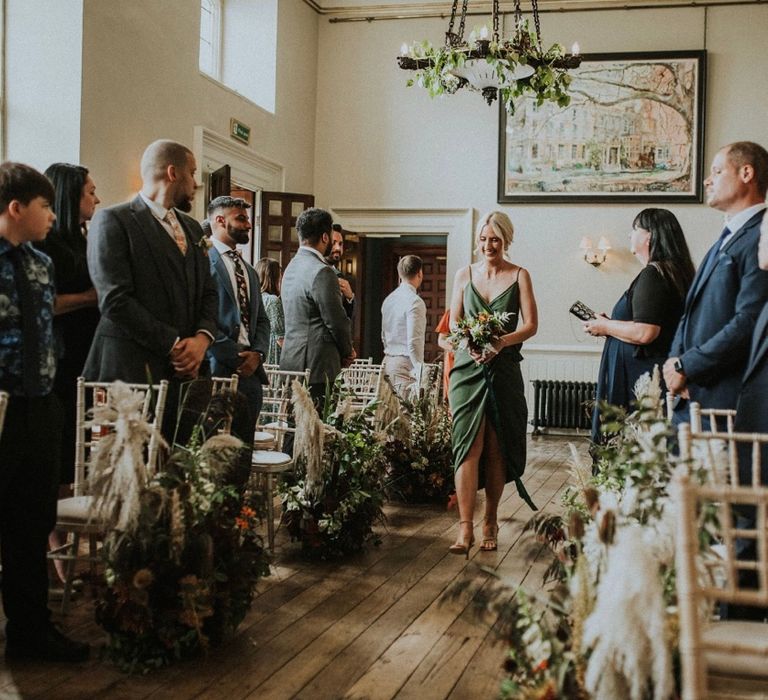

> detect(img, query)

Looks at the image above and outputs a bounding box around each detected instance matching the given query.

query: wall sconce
[579,236,611,266]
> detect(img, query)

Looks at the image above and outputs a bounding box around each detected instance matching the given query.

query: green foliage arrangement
[280,392,387,560]
[95,427,270,673]
[383,370,454,504]
[447,369,725,699]
[402,22,574,114]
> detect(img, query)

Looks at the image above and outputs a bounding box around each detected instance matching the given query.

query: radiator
[530,380,596,434]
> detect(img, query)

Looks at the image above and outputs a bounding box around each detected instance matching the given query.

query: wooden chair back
[340,365,382,411]
[210,373,239,434]
[678,421,768,488]
[258,367,310,450]
[74,378,169,496]
[674,463,768,698]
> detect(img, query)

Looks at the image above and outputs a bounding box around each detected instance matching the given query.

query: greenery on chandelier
[402,22,574,114]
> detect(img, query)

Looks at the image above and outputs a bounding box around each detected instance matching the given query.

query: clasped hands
[171,333,211,379]
[662,356,690,399]
[470,339,503,365]
[341,347,357,368]
[338,278,354,301]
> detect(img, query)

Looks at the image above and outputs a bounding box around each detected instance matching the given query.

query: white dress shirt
[212,238,251,345]
[381,282,427,377]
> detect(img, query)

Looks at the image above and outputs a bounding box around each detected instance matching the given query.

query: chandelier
[397,0,582,113]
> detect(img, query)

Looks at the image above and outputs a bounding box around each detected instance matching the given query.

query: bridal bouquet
[448,311,513,359]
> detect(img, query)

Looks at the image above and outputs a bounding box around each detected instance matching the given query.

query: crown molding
[302,0,763,20]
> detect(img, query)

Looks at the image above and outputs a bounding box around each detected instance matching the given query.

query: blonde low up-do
[475,211,514,256]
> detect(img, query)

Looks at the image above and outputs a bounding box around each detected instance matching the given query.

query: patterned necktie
[225,249,251,334]
[164,209,188,255]
[9,247,41,394]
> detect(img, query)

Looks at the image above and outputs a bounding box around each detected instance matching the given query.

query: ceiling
[303,0,762,20]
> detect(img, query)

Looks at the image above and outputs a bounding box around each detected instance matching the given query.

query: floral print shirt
[0,238,56,396]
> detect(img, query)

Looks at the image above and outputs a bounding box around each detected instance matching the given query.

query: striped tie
[164,209,188,255]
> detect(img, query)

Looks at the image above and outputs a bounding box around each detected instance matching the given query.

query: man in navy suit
[206,196,270,425]
[664,141,768,424]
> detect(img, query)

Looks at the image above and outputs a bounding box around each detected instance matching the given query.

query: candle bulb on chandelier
[479,25,489,40]
[400,43,409,56]
[571,42,580,56]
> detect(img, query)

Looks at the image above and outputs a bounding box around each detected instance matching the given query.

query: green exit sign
[230,118,251,145]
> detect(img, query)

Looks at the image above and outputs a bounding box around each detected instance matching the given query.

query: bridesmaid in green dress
[448,211,539,556]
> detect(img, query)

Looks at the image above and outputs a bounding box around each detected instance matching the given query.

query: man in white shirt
[381,255,426,397]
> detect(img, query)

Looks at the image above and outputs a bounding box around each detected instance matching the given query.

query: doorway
[359,235,448,363]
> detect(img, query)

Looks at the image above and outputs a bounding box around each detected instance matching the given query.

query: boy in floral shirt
[0,161,88,662]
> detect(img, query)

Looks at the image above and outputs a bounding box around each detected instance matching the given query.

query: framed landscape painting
[498,50,706,203]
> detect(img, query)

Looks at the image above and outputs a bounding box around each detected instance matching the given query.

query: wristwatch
[673,358,685,374]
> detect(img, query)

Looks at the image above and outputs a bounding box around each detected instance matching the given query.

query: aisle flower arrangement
[382,366,455,504]
[279,381,387,559]
[88,383,270,673]
[451,369,721,699]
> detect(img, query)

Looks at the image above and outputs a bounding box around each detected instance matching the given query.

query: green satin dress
[448,273,536,510]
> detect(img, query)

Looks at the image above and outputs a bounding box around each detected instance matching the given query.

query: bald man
[84,140,218,436]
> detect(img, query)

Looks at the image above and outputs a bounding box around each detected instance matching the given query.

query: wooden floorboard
[0,436,583,700]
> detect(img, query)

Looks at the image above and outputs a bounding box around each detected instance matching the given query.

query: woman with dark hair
[37,163,100,581]
[255,257,284,365]
[585,208,695,444]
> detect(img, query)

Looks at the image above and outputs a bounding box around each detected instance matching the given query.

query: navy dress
[591,265,684,444]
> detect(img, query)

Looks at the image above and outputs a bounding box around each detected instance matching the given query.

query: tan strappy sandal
[480,521,499,551]
[449,521,475,560]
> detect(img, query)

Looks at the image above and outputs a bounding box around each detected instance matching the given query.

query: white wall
[79,0,317,212]
[5,0,83,168]
[313,4,768,353]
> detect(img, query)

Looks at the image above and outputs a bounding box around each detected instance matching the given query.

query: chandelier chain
[513,0,523,28]
[446,0,460,39]
[457,0,469,42]
[531,0,543,49]
[492,0,500,43]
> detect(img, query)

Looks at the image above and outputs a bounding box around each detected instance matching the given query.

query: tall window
[199,0,222,79]
[198,0,277,114]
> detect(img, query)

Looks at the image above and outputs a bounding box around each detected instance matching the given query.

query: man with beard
[85,140,218,439]
[327,223,355,319]
[280,207,355,406]
[206,196,270,423]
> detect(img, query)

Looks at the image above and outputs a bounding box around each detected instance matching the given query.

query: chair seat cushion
[57,495,95,521]
[262,420,288,430]
[251,450,293,473]
[705,620,768,678]
[253,430,277,445]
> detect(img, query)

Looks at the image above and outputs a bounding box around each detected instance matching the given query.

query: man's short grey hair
[398,255,423,280]
[140,140,193,183]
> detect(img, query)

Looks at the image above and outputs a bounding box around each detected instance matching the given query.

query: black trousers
[0,394,61,635]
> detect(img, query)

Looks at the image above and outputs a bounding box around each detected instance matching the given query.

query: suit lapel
[688,212,764,307]
[211,248,237,306]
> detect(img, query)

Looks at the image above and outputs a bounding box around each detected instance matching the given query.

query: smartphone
[569,300,596,321]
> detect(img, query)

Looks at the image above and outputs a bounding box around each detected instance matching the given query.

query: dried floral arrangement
[279,380,387,559]
[88,382,270,673]
[447,369,723,700]
[382,366,455,504]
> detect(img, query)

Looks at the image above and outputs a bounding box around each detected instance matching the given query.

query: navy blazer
[206,245,270,386]
[670,209,768,410]
[84,195,218,383]
[735,302,768,484]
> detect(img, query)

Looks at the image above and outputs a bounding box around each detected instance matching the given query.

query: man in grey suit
[280,208,355,405]
[664,141,768,425]
[85,140,219,437]
[206,195,270,424]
